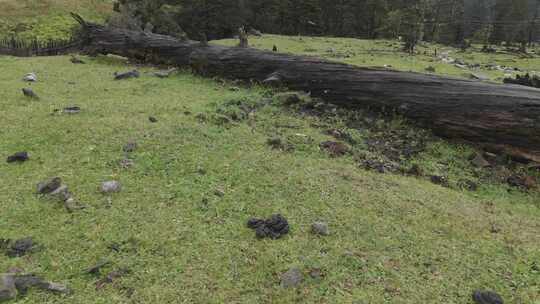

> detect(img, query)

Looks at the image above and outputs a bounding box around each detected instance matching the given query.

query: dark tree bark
[73,14,540,162]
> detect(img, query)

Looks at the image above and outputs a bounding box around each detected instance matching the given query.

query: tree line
[113,0,540,48]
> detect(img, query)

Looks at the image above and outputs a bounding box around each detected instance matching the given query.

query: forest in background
[114,0,540,48]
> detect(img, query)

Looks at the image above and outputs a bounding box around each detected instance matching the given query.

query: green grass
[1,51,539,303]
[218,35,540,82]
[0,0,112,40]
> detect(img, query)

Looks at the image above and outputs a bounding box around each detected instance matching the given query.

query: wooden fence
[0,37,81,57]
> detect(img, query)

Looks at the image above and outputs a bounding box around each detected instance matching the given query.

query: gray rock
[37,177,62,194]
[311,222,330,236]
[49,185,71,202]
[6,238,37,258]
[22,73,37,82]
[280,268,303,288]
[22,88,39,99]
[101,181,121,194]
[45,282,70,294]
[62,106,81,114]
[0,274,17,302]
[472,290,504,304]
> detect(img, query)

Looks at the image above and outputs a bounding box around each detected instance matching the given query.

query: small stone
[425,66,436,72]
[214,188,225,197]
[114,70,139,80]
[311,222,330,236]
[280,268,303,288]
[37,177,62,194]
[64,198,86,213]
[100,181,121,194]
[247,214,289,239]
[22,73,37,82]
[148,116,158,123]
[472,290,504,304]
[45,282,70,294]
[472,153,490,168]
[470,73,489,81]
[229,86,240,92]
[22,88,39,99]
[6,238,37,258]
[123,142,138,153]
[49,185,71,202]
[62,106,81,114]
[0,274,17,302]
[6,152,29,163]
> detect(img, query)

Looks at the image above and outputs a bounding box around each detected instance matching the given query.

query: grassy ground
[0,0,111,40]
[218,35,540,82]
[1,51,539,304]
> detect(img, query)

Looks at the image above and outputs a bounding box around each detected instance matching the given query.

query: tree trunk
[74,15,540,162]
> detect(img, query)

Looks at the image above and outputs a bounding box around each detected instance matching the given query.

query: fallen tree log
[73,14,540,162]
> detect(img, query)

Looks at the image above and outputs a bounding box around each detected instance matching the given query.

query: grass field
[0,51,539,303]
[219,35,540,82]
[1,1,540,302]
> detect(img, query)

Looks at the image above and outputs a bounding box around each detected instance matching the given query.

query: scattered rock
[5,238,38,258]
[247,214,290,239]
[320,141,349,157]
[425,66,436,72]
[114,70,139,80]
[430,175,449,187]
[214,187,225,197]
[0,274,17,302]
[6,152,29,163]
[472,290,504,304]
[37,177,62,194]
[280,268,303,288]
[311,222,330,236]
[22,73,37,82]
[64,197,86,213]
[123,142,138,153]
[49,185,72,202]
[148,116,158,123]
[471,153,491,168]
[95,269,129,290]
[362,159,400,174]
[100,181,122,194]
[70,56,85,64]
[62,106,81,114]
[229,87,240,92]
[22,88,39,99]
